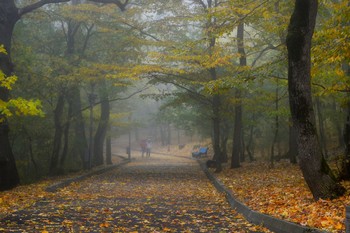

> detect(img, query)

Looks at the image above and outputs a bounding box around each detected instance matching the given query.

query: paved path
[0,154,265,232]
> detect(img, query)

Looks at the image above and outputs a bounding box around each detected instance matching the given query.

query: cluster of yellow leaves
[213,161,349,232]
[0,45,44,120]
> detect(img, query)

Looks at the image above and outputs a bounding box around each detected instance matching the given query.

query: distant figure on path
[140,139,147,157]
[146,139,152,157]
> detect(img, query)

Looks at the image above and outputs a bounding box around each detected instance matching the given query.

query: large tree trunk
[0,2,20,190]
[286,0,344,200]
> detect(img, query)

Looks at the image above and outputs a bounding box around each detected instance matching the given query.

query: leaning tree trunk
[286,0,345,200]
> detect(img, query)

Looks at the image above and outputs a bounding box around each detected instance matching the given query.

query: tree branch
[18,0,129,17]
[88,0,129,11]
[80,85,150,112]
[18,0,71,17]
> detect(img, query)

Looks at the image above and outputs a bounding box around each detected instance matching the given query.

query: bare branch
[80,85,150,112]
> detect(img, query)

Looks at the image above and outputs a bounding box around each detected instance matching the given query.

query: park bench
[192,147,208,158]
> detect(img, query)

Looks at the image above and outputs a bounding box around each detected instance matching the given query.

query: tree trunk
[340,65,350,179]
[59,94,73,168]
[212,78,222,172]
[220,120,230,163]
[341,99,350,179]
[69,87,88,168]
[50,94,65,175]
[231,22,245,169]
[286,0,345,200]
[246,116,255,162]
[106,135,112,165]
[231,96,242,169]
[93,91,110,166]
[270,80,279,167]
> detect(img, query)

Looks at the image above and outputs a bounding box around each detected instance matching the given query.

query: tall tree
[286,0,345,200]
[231,22,245,169]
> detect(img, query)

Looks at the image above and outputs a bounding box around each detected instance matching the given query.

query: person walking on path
[146,139,152,157]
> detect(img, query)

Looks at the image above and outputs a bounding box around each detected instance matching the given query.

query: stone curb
[197,160,328,233]
[45,159,131,192]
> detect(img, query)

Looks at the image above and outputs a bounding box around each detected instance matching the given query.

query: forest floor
[0,143,348,232]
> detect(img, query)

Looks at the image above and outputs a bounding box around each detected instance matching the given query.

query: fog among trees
[0,0,349,200]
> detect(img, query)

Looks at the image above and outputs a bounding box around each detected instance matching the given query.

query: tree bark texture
[286,0,345,199]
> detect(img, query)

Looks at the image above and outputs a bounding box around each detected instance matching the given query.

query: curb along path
[0,154,267,232]
[197,160,328,233]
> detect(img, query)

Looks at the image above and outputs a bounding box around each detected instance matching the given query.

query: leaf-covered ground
[0,154,270,233]
[211,160,350,233]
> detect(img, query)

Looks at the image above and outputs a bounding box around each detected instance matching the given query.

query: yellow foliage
[0,45,7,54]
[0,44,44,121]
[0,72,17,90]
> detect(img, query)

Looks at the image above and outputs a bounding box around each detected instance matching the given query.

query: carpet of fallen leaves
[0,153,271,232]
[211,160,350,233]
